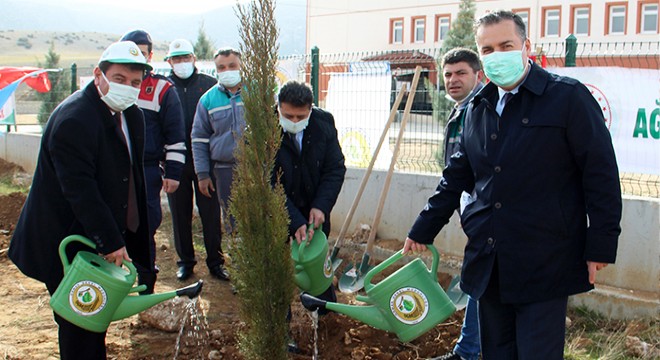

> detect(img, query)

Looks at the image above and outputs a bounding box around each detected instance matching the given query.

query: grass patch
[0,174,29,195]
[564,306,660,359]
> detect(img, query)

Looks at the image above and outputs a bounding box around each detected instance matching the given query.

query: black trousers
[46,281,107,360]
[479,260,568,360]
[168,159,224,268]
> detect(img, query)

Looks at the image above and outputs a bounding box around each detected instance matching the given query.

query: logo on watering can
[69,281,107,316]
[390,287,429,325]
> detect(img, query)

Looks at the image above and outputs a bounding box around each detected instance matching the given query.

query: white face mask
[97,72,140,112]
[279,114,309,134]
[217,70,241,88]
[172,62,194,79]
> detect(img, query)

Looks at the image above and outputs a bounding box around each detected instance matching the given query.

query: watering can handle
[296,223,318,263]
[58,234,138,281]
[58,235,98,272]
[363,245,439,292]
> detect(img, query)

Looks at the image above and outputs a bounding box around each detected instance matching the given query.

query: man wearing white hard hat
[120,29,187,294]
[165,39,227,282]
[9,41,153,359]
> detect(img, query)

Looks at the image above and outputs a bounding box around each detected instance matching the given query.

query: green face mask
[481,47,525,88]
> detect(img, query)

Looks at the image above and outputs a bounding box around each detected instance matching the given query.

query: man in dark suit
[274,80,346,353]
[9,41,152,360]
[403,11,621,359]
[274,80,346,246]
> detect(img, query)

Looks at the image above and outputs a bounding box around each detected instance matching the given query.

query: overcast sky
[24,0,250,14]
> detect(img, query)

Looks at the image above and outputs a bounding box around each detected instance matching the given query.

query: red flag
[0,66,52,93]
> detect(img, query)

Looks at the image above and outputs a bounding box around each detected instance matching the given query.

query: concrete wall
[332,168,660,319]
[2,134,658,318]
[0,132,41,174]
[332,168,660,292]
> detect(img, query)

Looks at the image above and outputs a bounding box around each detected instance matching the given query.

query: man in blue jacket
[404,11,621,359]
[120,30,186,293]
[165,39,224,281]
[191,47,245,281]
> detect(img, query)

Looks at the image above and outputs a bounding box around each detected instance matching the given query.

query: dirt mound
[0,157,463,358]
[0,192,25,235]
[0,157,25,177]
[0,158,28,236]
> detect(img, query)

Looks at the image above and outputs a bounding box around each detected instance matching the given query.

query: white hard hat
[98,41,152,71]
[165,39,195,60]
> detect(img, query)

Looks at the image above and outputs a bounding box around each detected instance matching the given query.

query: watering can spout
[111,280,204,321]
[299,293,393,333]
[176,280,204,298]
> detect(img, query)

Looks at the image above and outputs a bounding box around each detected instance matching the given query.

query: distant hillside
[0,30,169,68]
[1,0,306,68]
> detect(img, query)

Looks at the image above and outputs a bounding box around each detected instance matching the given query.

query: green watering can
[301,245,456,343]
[50,235,204,333]
[291,226,334,296]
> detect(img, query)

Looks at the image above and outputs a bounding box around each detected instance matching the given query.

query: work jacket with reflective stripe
[137,72,185,181]
[191,84,245,180]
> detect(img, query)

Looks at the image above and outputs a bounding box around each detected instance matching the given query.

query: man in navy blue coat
[274,80,346,243]
[9,41,153,359]
[403,11,621,359]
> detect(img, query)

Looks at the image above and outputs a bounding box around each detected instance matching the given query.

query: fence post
[70,63,78,94]
[565,34,577,67]
[310,46,319,105]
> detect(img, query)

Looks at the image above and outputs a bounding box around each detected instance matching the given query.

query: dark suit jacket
[274,107,346,236]
[408,63,621,304]
[9,82,152,286]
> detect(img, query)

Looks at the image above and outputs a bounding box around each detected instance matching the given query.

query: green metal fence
[5,39,660,197]
[285,40,660,198]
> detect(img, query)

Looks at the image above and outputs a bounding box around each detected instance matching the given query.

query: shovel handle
[365,66,422,254]
[363,245,439,292]
[333,83,408,249]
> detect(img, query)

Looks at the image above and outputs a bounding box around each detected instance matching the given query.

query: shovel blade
[446,275,468,310]
[338,254,372,293]
[339,267,367,293]
[331,258,343,273]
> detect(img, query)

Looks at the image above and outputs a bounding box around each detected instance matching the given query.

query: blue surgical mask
[481,47,526,88]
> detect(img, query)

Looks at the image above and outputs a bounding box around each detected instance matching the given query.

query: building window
[390,18,404,44]
[570,5,591,36]
[412,16,426,43]
[513,9,530,36]
[606,3,628,35]
[435,14,451,42]
[542,6,562,37]
[639,1,659,33]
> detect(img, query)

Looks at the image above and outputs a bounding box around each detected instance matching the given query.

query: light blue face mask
[481,46,525,88]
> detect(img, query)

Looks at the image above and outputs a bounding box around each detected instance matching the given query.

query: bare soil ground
[0,158,462,359]
[1,157,657,360]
